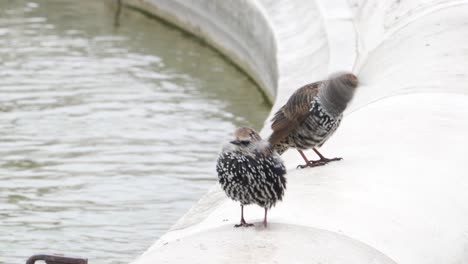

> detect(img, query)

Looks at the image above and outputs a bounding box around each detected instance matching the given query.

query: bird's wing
[269,82,321,145]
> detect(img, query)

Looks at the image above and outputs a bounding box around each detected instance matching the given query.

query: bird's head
[229,127,262,149]
[332,72,359,88]
[222,127,272,155]
[320,72,359,114]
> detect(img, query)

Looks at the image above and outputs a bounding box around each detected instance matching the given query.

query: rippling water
[0,1,270,263]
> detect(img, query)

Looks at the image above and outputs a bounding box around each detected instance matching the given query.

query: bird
[216,127,287,228]
[269,72,358,169]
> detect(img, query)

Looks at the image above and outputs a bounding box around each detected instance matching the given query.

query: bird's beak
[230,140,241,145]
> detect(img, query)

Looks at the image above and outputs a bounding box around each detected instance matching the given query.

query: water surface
[0,1,270,263]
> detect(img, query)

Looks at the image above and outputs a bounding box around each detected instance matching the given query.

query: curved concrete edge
[126,0,468,263]
[135,224,397,264]
[122,0,278,101]
[350,1,468,111]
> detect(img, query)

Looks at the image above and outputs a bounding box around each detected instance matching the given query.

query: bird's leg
[263,208,268,228]
[296,150,327,169]
[312,148,342,164]
[234,205,254,228]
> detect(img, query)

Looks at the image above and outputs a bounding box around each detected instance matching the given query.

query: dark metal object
[26,255,88,264]
[114,0,122,27]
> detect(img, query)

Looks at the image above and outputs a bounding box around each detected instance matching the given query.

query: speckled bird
[216,127,287,228]
[269,72,358,168]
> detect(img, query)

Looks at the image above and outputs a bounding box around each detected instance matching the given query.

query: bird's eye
[240,140,250,145]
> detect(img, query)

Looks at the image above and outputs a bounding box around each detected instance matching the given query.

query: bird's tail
[268,134,289,155]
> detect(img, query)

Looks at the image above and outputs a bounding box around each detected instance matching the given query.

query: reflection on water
[0,1,270,263]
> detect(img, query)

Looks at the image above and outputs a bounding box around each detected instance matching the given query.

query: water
[0,1,270,263]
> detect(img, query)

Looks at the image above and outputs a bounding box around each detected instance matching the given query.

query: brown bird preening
[269,72,358,168]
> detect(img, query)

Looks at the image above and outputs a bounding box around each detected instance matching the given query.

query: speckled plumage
[269,72,358,168]
[272,90,343,155]
[216,127,286,227]
[217,148,287,208]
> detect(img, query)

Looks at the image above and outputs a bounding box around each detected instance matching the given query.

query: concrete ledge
[136,224,396,264]
[123,0,278,101]
[127,0,468,263]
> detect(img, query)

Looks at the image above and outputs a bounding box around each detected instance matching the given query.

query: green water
[0,1,270,263]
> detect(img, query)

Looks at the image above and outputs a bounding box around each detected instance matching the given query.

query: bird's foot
[234,218,254,228]
[296,157,342,169]
[234,222,254,228]
[319,156,342,163]
[296,160,326,169]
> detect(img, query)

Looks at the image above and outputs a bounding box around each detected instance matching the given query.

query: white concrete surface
[125,0,468,263]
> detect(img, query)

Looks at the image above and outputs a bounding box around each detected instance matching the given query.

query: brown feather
[269,82,322,145]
